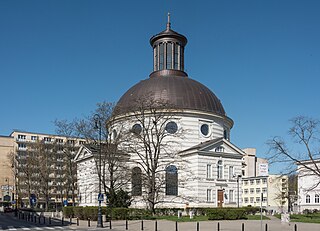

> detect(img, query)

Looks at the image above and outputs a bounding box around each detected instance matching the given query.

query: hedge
[206,208,247,220]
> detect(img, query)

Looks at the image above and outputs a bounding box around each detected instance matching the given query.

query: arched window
[306,194,311,203]
[166,165,178,196]
[132,167,142,196]
[315,194,320,203]
[217,160,223,179]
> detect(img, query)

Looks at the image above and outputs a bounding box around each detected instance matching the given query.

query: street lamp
[94,114,103,228]
[237,174,242,208]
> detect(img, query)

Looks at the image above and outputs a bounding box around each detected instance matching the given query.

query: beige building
[0,136,14,204]
[241,148,288,213]
[0,130,85,209]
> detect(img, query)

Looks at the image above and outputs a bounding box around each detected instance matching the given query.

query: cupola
[149,13,188,78]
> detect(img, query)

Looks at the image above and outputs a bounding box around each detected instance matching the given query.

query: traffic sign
[98,193,104,202]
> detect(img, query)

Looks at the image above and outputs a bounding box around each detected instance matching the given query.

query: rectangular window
[56,139,63,143]
[250,188,254,194]
[262,178,267,184]
[44,137,52,142]
[207,189,212,202]
[256,188,261,193]
[250,197,254,203]
[18,134,26,140]
[244,180,248,185]
[229,190,234,202]
[166,43,172,69]
[256,179,261,184]
[244,189,248,194]
[79,140,85,145]
[256,197,260,203]
[229,166,234,179]
[217,161,223,179]
[174,43,179,69]
[262,188,267,194]
[250,180,254,185]
[262,197,267,202]
[244,197,248,203]
[159,43,164,70]
[18,143,26,149]
[31,136,37,141]
[207,164,212,179]
[154,46,158,70]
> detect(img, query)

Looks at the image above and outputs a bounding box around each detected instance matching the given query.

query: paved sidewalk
[69,219,320,231]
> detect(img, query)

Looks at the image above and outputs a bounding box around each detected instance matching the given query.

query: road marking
[22,228,31,230]
[44,227,55,230]
[8,226,17,231]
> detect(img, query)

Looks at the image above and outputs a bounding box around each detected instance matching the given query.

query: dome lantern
[149,13,188,78]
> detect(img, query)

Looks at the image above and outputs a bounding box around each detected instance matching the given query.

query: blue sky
[1,0,319,172]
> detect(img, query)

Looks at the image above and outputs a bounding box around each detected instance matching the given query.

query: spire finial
[166,12,171,30]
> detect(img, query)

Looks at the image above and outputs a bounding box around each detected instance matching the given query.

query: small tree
[268,116,320,190]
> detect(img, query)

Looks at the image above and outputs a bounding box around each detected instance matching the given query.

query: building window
[200,124,209,136]
[67,140,75,145]
[18,134,26,140]
[215,146,224,152]
[262,197,267,202]
[159,43,164,70]
[250,179,254,185]
[44,137,52,142]
[262,188,267,194]
[244,189,248,194]
[207,189,212,202]
[166,165,178,196]
[229,190,234,202]
[250,197,254,203]
[132,167,142,196]
[306,195,311,203]
[207,164,212,179]
[31,136,37,141]
[223,130,229,140]
[262,178,267,184]
[256,179,261,184]
[154,46,158,70]
[56,139,63,143]
[217,160,223,179]
[18,143,26,150]
[132,124,142,135]
[166,43,172,69]
[174,43,179,69]
[244,197,248,203]
[256,197,260,203]
[250,188,254,194]
[256,188,261,193]
[229,166,234,179]
[79,140,85,145]
[315,195,320,203]
[166,121,178,134]
[243,180,248,186]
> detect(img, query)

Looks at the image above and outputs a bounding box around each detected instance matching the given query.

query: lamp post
[94,114,103,228]
[237,174,241,208]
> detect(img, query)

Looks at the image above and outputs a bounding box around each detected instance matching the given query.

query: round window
[165,121,178,134]
[201,124,209,136]
[132,124,142,135]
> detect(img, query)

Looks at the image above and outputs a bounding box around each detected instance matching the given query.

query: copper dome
[114,76,226,116]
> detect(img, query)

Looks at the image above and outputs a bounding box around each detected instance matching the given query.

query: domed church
[76,15,245,209]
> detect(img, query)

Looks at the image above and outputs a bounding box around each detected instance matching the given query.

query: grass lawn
[153,215,270,222]
[290,214,320,223]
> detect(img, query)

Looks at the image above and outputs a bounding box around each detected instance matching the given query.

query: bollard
[295,224,297,231]
[77,217,79,226]
[62,217,64,225]
[155,220,158,231]
[70,217,72,224]
[141,220,144,230]
[126,220,128,230]
[217,222,220,231]
[265,223,267,231]
[43,216,46,225]
[175,221,178,231]
[88,218,91,227]
[49,217,51,225]
[110,219,112,229]
[242,223,244,231]
[38,216,40,224]
[197,221,199,231]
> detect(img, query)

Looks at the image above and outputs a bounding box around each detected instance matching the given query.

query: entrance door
[217,190,224,207]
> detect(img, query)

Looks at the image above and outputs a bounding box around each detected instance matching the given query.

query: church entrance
[217,190,224,207]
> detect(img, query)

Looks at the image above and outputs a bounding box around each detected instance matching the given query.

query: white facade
[297,160,320,212]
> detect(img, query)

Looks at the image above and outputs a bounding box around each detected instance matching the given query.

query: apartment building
[241,148,288,213]
[0,130,85,209]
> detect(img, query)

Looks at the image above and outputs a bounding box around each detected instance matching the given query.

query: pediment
[74,145,94,162]
[180,138,245,158]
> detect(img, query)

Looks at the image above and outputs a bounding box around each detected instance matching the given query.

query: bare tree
[268,116,320,190]
[118,96,188,213]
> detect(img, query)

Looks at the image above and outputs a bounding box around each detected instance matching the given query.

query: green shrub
[206,208,247,220]
[83,207,98,220]
[73,207,84,219]
[63,207,74,218]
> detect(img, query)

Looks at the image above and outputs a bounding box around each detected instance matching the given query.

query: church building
[75,16,245,209]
